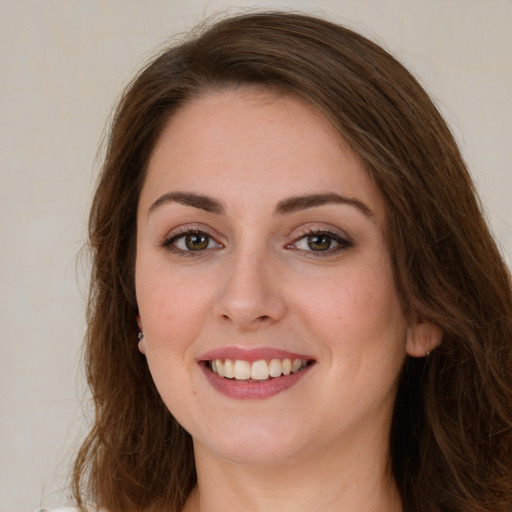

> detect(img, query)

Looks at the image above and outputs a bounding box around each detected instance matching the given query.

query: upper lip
[197,346,315,363]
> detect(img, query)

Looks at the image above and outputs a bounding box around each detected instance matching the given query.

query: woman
[71,11,512,512]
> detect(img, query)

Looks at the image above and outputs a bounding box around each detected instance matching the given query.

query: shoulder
[35,508,83,512]
[35,507,107,512]
[35,506,106,512]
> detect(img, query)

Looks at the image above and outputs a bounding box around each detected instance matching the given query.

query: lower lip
[200,363,313,400]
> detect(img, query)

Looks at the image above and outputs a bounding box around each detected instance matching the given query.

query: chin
[193,417,313,466]
[202,439,305,467]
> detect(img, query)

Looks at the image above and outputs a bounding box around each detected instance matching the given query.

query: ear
[136,314,146,355]
[406,320,443,357]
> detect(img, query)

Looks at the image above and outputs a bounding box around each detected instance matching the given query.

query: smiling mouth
[207,358,313,382]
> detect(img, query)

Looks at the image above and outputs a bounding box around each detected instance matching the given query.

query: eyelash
[162,228,222,257]
[161,228,351,257]
[288,228,351,257]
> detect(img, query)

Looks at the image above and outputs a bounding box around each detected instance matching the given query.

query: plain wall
[1,1,510,510]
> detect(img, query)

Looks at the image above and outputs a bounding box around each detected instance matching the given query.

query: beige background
[1,1,510,510]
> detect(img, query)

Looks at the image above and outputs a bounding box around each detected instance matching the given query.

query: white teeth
[251,360,269,380]
[223,359,234,379]
[234,360,251,380]
[209,357,310,381]
[216,359,225,377]
[269,359,282,378]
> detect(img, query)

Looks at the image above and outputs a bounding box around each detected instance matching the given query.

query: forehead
[142,87,385,219]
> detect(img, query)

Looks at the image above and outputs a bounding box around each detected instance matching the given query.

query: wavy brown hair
[73,11,512,512]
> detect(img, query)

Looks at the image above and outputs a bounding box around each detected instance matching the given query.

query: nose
[213,249,287,331]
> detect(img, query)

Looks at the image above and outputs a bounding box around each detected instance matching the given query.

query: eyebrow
[275,193,373,217]
[148,191,224,215]
[148,191,373,218]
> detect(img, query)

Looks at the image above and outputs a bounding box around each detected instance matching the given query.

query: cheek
[304,264,402,330]
[136,269,207,406]
[136,260,215,356]
[296,257,407,369]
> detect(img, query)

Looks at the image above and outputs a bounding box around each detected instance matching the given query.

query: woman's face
[135,88,424,466]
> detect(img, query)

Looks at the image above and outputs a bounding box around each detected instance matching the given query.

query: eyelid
[286,225,352,255]
[162,223,223,240]
[160,224,224,252]
[288,223,352,243]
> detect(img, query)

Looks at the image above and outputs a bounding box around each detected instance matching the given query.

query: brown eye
[306,234,333,251]
[165,230,223,253]
[291,230,349,255]
[184,233,209,251]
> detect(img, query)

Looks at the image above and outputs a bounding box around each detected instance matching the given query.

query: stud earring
[138,332,144,341]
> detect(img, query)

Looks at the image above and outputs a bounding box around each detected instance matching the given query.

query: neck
[183,429,402,512]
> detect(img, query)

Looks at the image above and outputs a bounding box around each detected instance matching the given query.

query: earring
[138,332,144,341]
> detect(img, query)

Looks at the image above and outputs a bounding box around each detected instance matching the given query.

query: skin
[135,87,441,512]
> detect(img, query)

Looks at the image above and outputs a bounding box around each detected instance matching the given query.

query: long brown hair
[73,12,512,512]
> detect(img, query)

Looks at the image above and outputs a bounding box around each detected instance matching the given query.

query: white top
[35,508,82,512]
